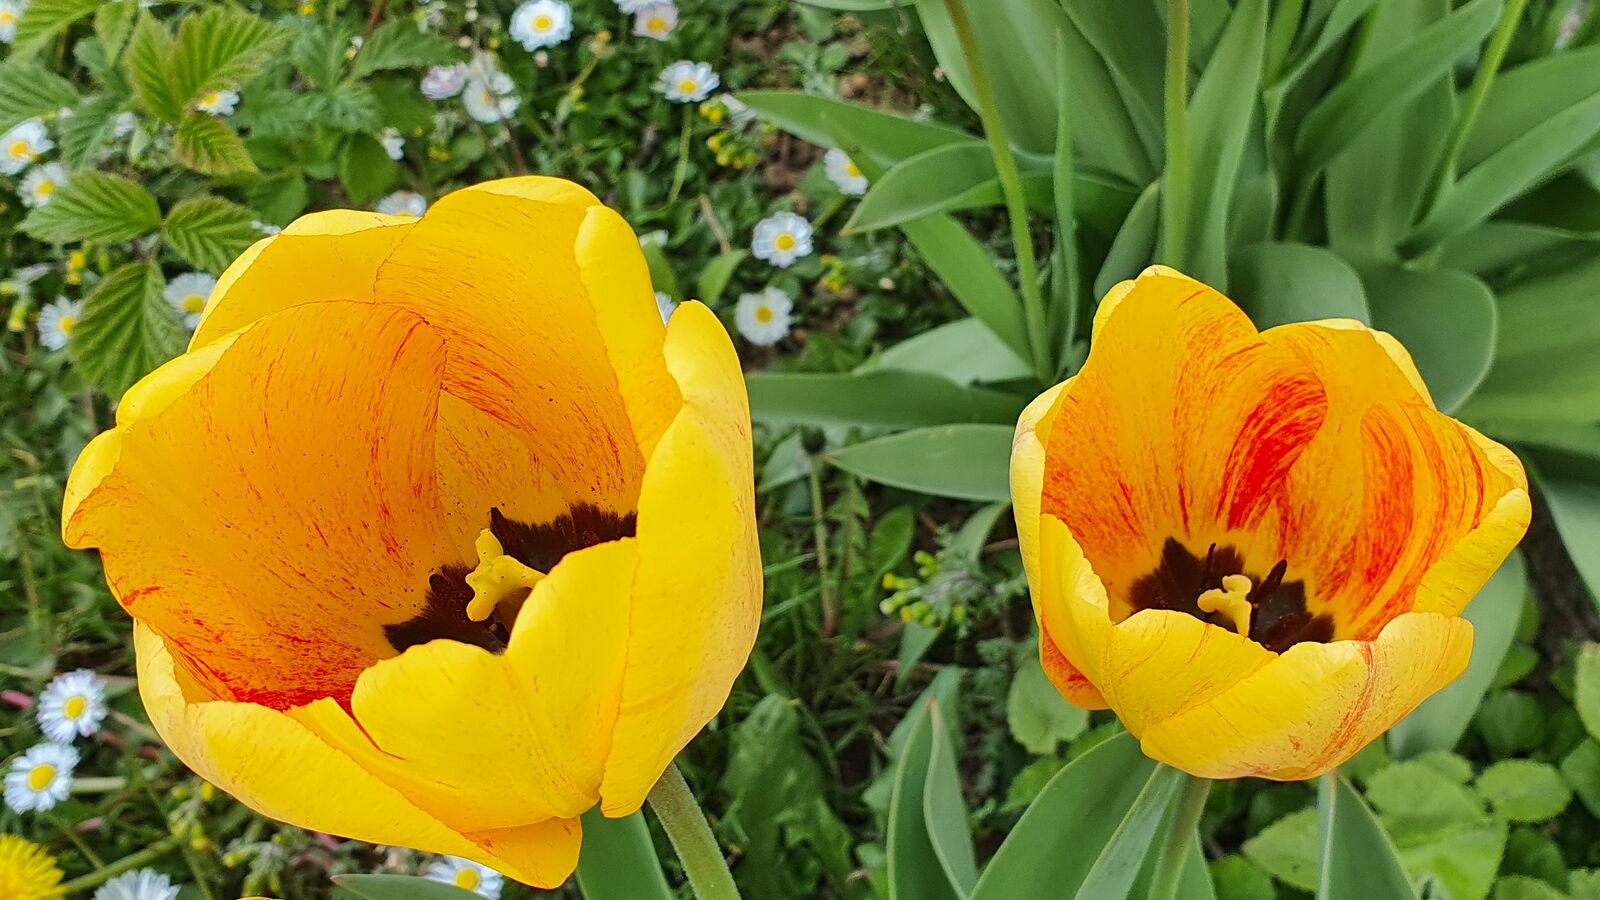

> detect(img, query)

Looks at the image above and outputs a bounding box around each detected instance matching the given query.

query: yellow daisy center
[9,140,30,159]
[58,316,77,335]
[677,79,698,94]
[203,92,220,106]
[0,11,16,26]
[534,14,552,29]
[773,232,796,251]
[182,294,206,314]
[26,764,55,792]
[62,696,86,720]
[754,305,773,324]
[649,16,667,30]
[35,180,55,197]
[454,868,480,890]
[846,160,860,177]
[1196,573,1254,637]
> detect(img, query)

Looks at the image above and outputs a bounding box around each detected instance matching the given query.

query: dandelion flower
[751,212,813,268]
[633,3,677,41]
[380,127,405,161]
[509,0,572,51]
[376,190,428,217]
[92,869,179,900]
[4,743,77,814]
[654,291,677,323]
[735,287,793,346]
[19,162,68,208]
[37,669,107,743]
[36,298,81,351]
[425,856,503,898]
[420,63,468,100]
[164,272,218,330]
[0,835,65,900]
[196,89,239,117]
[657,61,718,103]
[824,148,868,196]
[0,0,24,45]
[0,119,51,176]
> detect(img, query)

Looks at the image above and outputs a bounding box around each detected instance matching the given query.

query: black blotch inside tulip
[1127,537,1332,653]
[386,502,637,654]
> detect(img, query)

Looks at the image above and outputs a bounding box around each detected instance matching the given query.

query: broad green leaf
[747,371,1028,429]
[162,196,259,273]
[1182,0,1268,288]
[352,20,459,78]
[888,699,965,900]
[1296,0,1500,176]
[898,214,1032,362]
[737,91,972,167]
[1461,44,1600,170]
[1074,767,1184,900]
[247,173,311,225]
[0,63,79,133]
[1006,649,1089,755]
[796,0,907,7]
[171,7,292,107]
[1315,774,1418,900]
[1094,182,1160,299]
[174,113,257,175]
[1367,759,1488,836]
[57,95,127,171]
[1406,90,1600,252]
[1057,1,1164,159]
[1389,553,1528,758]
[332,875,481,900]
[8,0,100,60]
[1533,467,1600,603]
[1465,254,1600,422]
[1361,264,1496,413]
[20,170,160,244]
[1229,242,1369,328]
[1562,740,1600,820]
[1049,30,1081,374]
[857,318,1032,386]
[695,249,747,306]
[1439,221,1595,276]
[69,262,185,397]
[574,810,674,900]
[924,705,979,896]
[825,425,1012,502]
[969,731,1160,900]
[1578,645,1600,741]
[1243,807,1319,891]
[1264,0,1381,130]
[1210,855,1276,900]
[1476,761,1572,822]
[339,132,399,205]
[125,13,183,123]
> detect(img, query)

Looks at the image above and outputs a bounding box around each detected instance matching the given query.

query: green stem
[1151,774,1212,900]
[60,834,183,893]
[668,110,693,204]
[647,763,741,900]
[941,0,1049,384]
[1161,0,1192,271]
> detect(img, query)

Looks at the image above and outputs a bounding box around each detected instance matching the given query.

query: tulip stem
[1161,0,1192,272]
[1150,773,1212,900]
[648,762,741,900]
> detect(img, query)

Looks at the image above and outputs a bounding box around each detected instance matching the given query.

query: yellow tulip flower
[1011,266,1529,781]
[61,178,761,886]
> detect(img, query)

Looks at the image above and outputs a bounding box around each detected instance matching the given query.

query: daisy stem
[1150,773,1212,900]
[1160,0,1192,272]
[58,833,183,894]
[940,0,1050,385]
[648,762,741,900]
[668,110,693,204]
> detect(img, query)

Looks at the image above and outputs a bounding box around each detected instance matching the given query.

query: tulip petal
[137,625,581,887]
[346,538,635,830]
[64,302,454,709]
[599,302,760,816]
[1137,612,1472,780]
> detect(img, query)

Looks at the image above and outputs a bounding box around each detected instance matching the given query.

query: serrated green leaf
[338,132,398,205]
[293,21,356,91]
[20,170,160,243]
[125,13,182,123]
[1476,761,1572,822]
[173,113,256,175]
[0,63,79,133]
[8,0,100,60]
[69,262,185,397]
[57,95,126,171]
[93,0,137,60]
[352,20,459,78]
[307,82,382,132]
[171,8,292,110]
[161,196,259,273]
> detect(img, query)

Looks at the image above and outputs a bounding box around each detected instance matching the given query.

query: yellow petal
[599,302,760,815]
[1137,611,1473,779]
[1033,513,1113,708]
[135,623,581,887]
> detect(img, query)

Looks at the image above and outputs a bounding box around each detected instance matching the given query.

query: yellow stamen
[36,180,55,197]
[534,14,552,29]
[182,294,206,314]
[455,868,480,890]
[677,79,698,94]
[649,16,667,30]
[26,764,55,791]
[58,315,77,335]
[846,160,860,177]
[774,233,796,251]
[63,696,86,720]
[1197,573,1254,637]
[754,306,773,323]
[463,529,545,622]
[10,140,30,159]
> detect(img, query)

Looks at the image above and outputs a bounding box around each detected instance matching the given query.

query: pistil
[1197,573,1254,637]
[463,529,545,623]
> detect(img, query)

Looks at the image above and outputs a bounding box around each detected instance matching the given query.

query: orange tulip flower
[61,178,761,886]
[1011,267,1529,780]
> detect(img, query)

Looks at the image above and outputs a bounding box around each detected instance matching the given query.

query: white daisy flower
[380,127,405,160]
[377,190,428,217]
[425,856,503,898]
[250,220,282,235]
[92,868,180,900]
[656,61,719,103]
[509,0,572,51]
[196,89,239,117]
[0,118,52,176]
[36,297,82,351]
[632,2,677,41]
[637,229,668,248]
[4,743,77,813]
[164,272,217,330]
[824,148,868,196]
[111,111,137,139]
[735,287,794,347]
[655,291,677,323]
[19,162,68,208]
[613,0,652,11]
[0,0,23,44]
[36,669,108,743]
[462,56,520,123]
[421,63,468,100]
[750,212,813,268]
